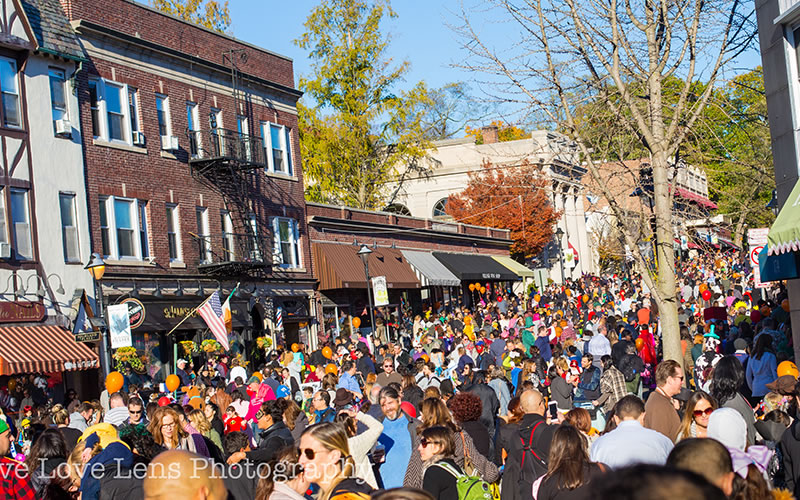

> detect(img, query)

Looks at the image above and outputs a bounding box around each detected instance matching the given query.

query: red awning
[675,187,718,210]
[0,325,99,375]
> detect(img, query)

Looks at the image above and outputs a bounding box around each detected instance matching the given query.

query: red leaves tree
[446,160,559,259]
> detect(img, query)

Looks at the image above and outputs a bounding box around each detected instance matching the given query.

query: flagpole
[166,295,211,337]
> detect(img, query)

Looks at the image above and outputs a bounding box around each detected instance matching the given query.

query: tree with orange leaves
[446,160,558,259]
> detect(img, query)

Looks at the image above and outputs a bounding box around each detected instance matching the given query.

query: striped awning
[0,325,100,375]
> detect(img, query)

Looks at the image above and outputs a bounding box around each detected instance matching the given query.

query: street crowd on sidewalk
[0,250,798,500]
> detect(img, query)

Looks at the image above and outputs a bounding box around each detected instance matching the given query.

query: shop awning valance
[758,244,800,282]
[492,256,535,278]
[0,325,99,375]
[432,252,520,282]
[401,250,460,287]
[768,178,800,255]
[312,243,420,291]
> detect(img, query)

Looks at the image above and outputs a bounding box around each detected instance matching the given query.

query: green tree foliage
[296,0,432,209]
[150,0,231,33]
[684,68,775,244]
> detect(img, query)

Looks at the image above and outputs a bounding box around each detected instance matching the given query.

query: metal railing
[188,129,266,167]
[193,232,270,266]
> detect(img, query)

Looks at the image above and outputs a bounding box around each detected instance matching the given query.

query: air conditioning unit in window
[132,131,146,147]
[54,119,72,137]
[0,242,10,259]
[160,135,179,151]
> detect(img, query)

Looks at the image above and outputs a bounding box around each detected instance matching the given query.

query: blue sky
[227,1,763,127]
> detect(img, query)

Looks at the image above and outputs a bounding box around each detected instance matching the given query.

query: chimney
[481,125,499,144]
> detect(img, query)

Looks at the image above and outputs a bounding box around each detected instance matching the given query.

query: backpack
[619,353,645,382]
[435,461,493,500]
[519,421,548,483]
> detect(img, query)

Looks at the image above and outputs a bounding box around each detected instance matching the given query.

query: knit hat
[707,408,747,451]
[247,376,261,385]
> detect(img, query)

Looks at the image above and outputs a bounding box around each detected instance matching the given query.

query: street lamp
[85,253,111,375]
[767,189,779,217]
[357,244,377,338]
[555,227,566,284]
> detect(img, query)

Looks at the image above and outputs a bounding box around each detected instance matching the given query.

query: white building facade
[391,128,593,283]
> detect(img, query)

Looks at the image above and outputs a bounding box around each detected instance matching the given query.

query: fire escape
[188,49,270,278]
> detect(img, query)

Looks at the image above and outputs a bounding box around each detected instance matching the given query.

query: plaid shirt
[598,365,628,413]
[0,457,36,500]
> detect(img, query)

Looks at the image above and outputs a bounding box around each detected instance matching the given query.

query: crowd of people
[0,250,797,500]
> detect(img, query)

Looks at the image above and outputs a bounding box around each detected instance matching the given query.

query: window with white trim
[98,195,149,260]
[187,102,200,156]
[248,213,261,261]
[220,210,234,261]
[166,204,182,262]
[0,58,20,128]
[89,79,140,144]
[272,217,300,268]
[211,107,224,155]
[156,94,171,137]
[10,188,31,259]
[0,188,7,246]
[261,122,293,175]
[196,206,211,263]
[49,69,68,127]
[59,193,80,263]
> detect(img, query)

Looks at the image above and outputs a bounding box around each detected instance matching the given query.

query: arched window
[432,198,449,218]
[384,203,411,216]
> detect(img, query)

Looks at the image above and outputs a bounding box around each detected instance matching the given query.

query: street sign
[748,228,770,289]
[75,331,101,343]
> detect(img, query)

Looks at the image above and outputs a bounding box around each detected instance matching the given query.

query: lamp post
[555,227,566,284]
[357,244,377,337]
[85,253,110,375]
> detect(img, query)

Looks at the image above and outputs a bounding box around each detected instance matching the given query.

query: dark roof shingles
[19,0,84,60]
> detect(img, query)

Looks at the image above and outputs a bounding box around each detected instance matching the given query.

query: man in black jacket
[496,389,557,500]
[781,385,800,498]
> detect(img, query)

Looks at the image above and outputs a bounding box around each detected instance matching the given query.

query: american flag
[197,291,230,351]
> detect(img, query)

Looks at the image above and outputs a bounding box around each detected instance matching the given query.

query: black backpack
[619,353,645,382]
[518,421,548,484]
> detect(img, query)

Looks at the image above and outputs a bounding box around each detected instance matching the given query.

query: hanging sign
[108,303,132,348]
[372,276,389,306]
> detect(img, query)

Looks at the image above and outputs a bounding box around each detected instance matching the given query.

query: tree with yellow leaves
[151,0,231,33]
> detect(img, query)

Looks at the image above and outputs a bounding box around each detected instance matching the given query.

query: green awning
[768,178,800,255]
[492,256,535,278]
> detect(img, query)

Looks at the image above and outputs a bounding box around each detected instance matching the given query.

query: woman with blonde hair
[297,422,374,500]
[187,408,223,451]
[52,404,82,450]
[148,406,206,454]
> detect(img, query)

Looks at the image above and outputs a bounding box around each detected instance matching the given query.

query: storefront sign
[748,228,769,290]
[120,298,146,329]
[108,304,133,348]
[0,301,46,323]
[75,330,101,343]
[481,273,501,280]
[128,299,250,331]
[372,276,389,306]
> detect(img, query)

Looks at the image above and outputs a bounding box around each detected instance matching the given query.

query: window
[211,108,224,155]
[432,198,448,218]
[221,210,234,261]
[99,196,148,260]
[99,196,110,256]
[138,201,149,258]
[49,69,68,126]
[237,115,251,160]
[89,80,100,137]
[0,188,6,245]
[248,213,261,261]
[272,217,300,268]
[156,94,170,138]
[166,203,181,261]
[105,82,125,141]
[196,207,211,263]
[10,189,31,259]
[262,122,293,175]
[187,102,200,156]
[0,58,20,128]
[128,88,140,135]
[59,193,80,263]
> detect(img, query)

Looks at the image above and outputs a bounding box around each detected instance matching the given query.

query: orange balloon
[421,354,430,362]
[474,282,481,289]
[583,294,589,303]
[565,289,571,297]
[291,343,299,353]
[699,283,708,293]
[560,320,567,328]
[165,374,180,392]
[534,294,541,302]
[778,361,799,379]
[555,327,562,336]
[469,284,476,291]
[465,316,472,325]
[635,338,645,351]
[783,299,791,313]
[325,363,338,375]
[352,317,362,329]
[105,371,124,394]
[480,287,487,294]
[322,346,333,359]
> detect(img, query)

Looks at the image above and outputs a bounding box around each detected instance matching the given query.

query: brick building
[305,203,522,340]
[63,0,315,375]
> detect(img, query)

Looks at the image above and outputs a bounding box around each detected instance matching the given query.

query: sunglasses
[255,410,266,419]
[693,407,713,417]
[420,438,436,448]
[129,410,142,415]
[298,447,321,460]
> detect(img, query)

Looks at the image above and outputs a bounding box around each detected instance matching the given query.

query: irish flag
[221,285,237,333]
